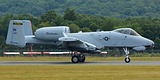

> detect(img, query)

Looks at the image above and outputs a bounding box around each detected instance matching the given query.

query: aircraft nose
[150,40,155,47]
[146,39,155,48]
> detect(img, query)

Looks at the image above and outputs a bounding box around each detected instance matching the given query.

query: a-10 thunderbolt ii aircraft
[6,20,154,63]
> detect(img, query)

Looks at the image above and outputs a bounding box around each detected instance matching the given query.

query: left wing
[59,37,101,53]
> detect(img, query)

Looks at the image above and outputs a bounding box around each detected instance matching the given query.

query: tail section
[6,20,33,47]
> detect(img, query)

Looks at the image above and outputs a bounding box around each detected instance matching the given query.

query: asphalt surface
[0,61,159,65]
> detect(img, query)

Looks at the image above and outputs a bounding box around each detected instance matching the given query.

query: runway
[0,61,160,65]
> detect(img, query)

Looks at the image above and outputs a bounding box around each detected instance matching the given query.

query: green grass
[0,56,159,80]
[0,56,160,61]
[0,65,160,80]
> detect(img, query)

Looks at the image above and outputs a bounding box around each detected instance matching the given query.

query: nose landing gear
[123,48,131,63]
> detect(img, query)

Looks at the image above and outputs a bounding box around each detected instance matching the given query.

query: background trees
[0,9,160,50]
[1,0,160,18]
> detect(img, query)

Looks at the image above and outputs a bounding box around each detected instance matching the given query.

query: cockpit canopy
[113,28,140,36]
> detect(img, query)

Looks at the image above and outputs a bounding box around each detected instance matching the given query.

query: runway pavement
[0,61,159,65]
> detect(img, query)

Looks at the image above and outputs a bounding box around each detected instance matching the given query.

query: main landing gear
[71,52,86,63]
[123,48,131,63]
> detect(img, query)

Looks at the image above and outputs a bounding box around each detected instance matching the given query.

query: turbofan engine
[34,26,70,41]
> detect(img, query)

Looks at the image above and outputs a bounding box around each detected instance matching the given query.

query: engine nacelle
[34,26,70,41]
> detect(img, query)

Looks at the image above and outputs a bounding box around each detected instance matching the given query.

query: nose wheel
[125,56,130,63]
[123,48,131,63]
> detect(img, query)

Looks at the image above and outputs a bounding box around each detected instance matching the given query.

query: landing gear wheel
[78,54,86,62]
[71,56,79,63]
[123,48,131,63]
[125,56,130,63]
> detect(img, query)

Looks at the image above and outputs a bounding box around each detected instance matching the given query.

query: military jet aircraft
[6,20,154,63]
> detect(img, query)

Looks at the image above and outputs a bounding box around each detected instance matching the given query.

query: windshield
[113,28,140,36]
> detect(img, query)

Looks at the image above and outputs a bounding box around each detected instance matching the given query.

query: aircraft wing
[59,37,101,53]
[59,37,89,47]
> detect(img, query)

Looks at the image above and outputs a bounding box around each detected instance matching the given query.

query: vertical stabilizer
[23,20,33,35]
[6,20,32,47]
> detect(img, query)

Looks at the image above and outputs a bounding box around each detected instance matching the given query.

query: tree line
[0,9,160,50]
[1,0,160,18]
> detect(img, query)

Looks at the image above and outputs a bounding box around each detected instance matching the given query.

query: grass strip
[0,65,159,80]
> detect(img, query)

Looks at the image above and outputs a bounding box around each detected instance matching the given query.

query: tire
[71,56,79,63]
[125,57,131,63]
[78,54,86,62]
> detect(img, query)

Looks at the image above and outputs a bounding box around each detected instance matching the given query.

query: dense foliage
[0,9,160,50]
[1,0,160,18]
